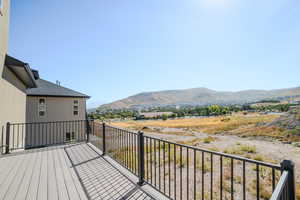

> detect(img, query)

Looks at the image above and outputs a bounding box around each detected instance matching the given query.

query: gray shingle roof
[26,79,90,98]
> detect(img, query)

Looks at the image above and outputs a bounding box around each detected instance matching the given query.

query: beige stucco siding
[0,0,27,152]
[25,96,87,147]
[0,0,10,75]
[26,96,87,122]
[0,67,27,152]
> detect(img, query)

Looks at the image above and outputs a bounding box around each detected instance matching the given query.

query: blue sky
[9,0,300,108]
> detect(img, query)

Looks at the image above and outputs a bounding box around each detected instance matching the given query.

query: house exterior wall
[0,67,27,151]
[0,0,9,75]
[0,0,28,152]
[25,96,87,147]
[26,96,87,122]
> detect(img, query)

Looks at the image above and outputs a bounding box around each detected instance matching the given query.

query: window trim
[38,98,46,117]
[73,100,79,116]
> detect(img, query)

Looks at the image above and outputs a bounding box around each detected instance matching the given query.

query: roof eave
[27,94,90,99]
[5,55,37,88]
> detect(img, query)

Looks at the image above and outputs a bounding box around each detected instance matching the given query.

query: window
[73,100,79,116]
[66,132,71,141]
[71,132,76,140]
[38,98,46,117]
[66,132,75,142]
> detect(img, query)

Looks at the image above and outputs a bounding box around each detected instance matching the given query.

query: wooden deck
[0,143,157,200]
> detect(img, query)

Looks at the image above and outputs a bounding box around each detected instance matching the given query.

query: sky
[9,0,300,108]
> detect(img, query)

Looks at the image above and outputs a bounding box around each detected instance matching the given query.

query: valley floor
[110,113,300,199]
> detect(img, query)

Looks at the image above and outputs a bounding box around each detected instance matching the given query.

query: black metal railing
[1,120,89,154]
[270,160,296,200]
[1,120,295,199]
[90,122,296,200]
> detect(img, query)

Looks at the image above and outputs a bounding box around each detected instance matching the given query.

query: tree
[208,105,222,116]
[162,114,168,121]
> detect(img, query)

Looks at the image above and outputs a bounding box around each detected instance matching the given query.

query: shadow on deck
[65,143,156,200]
[0,143,162,200]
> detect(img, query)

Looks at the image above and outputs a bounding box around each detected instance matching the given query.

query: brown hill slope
[99,86,300,109]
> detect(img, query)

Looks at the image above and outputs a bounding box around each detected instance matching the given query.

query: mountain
[98,86,300,110]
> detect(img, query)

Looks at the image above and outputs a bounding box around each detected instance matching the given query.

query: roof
[4,55,37,88]
[26,79,90,98]
[31,69,40,79]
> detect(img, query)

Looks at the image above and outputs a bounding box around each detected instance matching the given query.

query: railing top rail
[10,119,89,125]
[270,171,289,200]
[105,124,138,135]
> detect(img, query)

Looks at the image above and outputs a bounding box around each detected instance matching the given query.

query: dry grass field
[110,113,300,199]
[112,113,278,129]
[111,113,289,139]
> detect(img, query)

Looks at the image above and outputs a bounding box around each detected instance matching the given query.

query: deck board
[60,146,88,200]
[53,147,70,200]
[6,152,34,200]
[37,148,48,200]
[57,146,81,200]
[47,149,59,200]
[0,143,157,200]
[14,151,39,200]
[0,153,26,199]
[0,156,17,187]
[26,151,42,200]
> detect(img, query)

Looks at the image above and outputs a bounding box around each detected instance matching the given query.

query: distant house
[25,71,90,146]
[26,72,90,123]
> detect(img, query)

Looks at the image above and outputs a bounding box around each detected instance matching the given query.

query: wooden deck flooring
[0,143,155,200]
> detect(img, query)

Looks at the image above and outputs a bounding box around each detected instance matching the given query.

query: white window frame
[73,100,79,116]
[38,98,46,117]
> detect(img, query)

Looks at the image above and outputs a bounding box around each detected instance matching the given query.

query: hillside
[99,86,300,110]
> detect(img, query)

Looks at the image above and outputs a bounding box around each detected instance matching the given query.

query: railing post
[102,123,106,155]
[5,122,10,154]
[138,131,145,186]
[86,119,90,142]
[92,119,95,136]
[281,160,296,200]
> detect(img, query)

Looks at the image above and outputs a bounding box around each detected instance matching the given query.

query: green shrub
[239,145,257,153]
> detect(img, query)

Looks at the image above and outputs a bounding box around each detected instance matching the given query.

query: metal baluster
[220,156,223,200]
[180,146,182,200]
[168,142,171,197]
[194,150,197,200]
[187,148,189,200]
[202,151,204,200]
[163,141,166,194]
[211,153,213,200]
[243,160,246,200]
[154,139,157,187]
[256,164,259,200]
[231,158,234,200]
[174,144,177,200]
[159,140,161,190]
